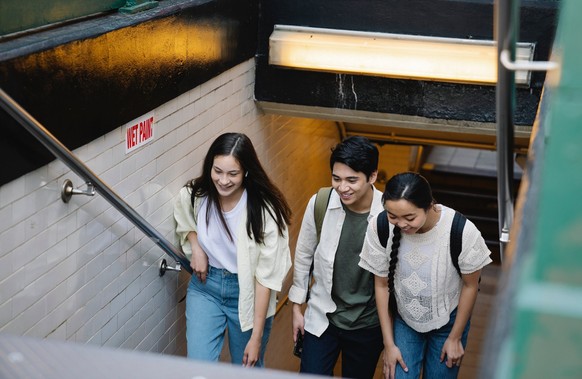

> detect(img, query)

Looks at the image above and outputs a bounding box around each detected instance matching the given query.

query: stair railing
[495,0,558,263]
[0,87,193,275]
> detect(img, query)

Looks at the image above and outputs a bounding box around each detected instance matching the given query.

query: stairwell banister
[0,87,193,275]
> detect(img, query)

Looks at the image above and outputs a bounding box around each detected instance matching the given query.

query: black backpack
[376,209,467,277]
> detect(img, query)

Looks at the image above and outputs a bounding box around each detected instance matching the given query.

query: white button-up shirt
[289,186,384,337]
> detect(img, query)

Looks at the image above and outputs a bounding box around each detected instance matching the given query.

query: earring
[245,172,248,177]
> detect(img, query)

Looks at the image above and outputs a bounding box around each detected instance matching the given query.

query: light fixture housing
[269,25,536,86]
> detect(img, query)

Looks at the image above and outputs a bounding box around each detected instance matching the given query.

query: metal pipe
[495,0,518,263]
[0,88,193,275]
[348,131,529,153]
[500,49,559,72]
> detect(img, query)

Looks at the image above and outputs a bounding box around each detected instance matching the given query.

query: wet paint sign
[125,112,154,154]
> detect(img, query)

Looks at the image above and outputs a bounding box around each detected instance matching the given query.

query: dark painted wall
[255,0,559,124]
[0,0,258,186]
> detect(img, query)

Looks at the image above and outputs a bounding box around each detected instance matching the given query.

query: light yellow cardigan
[173,186,291,331]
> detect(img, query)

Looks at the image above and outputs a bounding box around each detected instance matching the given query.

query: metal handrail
[0,88,193,275]
[495,0,558,263]
[496,0,518,263]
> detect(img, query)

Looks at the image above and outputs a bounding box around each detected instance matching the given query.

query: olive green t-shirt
[328,205,379,330]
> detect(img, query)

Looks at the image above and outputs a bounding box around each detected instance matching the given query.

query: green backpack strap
[305,187,332,302]
[314,187,333,243]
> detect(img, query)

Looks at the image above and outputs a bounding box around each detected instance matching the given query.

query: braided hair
[387,227,401,314]
[382,172,434,315]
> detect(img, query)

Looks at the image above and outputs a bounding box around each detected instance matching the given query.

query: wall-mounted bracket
[61,179,95,203]
[159,259,181,276]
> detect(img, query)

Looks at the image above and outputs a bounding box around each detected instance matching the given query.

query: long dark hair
[382,172,435,314]
[186,133,291,244]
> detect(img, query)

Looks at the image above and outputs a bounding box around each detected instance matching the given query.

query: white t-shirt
[196,190,247,273]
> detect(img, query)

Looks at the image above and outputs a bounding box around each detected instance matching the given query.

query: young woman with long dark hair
[174,132,292,367]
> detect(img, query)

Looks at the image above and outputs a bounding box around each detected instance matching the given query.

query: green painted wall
[0,0,126,36]
[509,0,582,377]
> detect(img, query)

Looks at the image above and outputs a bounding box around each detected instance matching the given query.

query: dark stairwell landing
[420,146,523,264]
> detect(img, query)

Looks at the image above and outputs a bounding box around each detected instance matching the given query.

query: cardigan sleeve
[173,186,198,259]
[359,214,391,277]
[253,208,292,292]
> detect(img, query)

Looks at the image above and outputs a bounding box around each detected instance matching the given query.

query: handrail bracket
[61,179,96,203]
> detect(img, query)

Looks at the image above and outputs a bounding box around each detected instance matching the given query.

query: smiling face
[211,154,245,201]
[385,199,431,234]
[332,162,377,213]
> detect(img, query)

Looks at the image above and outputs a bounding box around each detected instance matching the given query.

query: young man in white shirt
[289,136,384,379]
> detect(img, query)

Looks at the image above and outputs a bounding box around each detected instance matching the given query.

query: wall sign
[125,112,154,154]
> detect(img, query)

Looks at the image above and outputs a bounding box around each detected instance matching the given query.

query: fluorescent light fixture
[269,25,535,86]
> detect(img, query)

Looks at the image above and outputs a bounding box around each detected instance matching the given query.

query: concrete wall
[0,59,340,356]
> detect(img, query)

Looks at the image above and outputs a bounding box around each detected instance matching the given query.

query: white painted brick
[0,254,13,285]
[109,291,127,316]
[103,328,125,348]
[0,204,13,236]
[12,228,49,273]
[75,234,107,271]
[24,284,68,338]
[45,281,68,315]
[66,297,99,338]
[24,167,49,194]
[87,148,115,176]
[86,330,102,345]
[156,98,178,122]
[46,321,67,340]
[100,238,122,269]
[11,299,47,336]
[100,256,129,293]
[123,310,141,340]
[0,222,25,260]
[46,159,68,182]
[0,299,12,327]
[117,301,133,329]
[0,177,26,208]
[101,315,118,343]
[12,192,38,225]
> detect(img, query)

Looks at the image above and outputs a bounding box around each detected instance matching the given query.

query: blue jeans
[393,308,470,379]
[300,323,383,379]
[185,266,273,366]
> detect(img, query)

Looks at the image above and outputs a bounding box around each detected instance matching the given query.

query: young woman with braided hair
[359,172,491,379]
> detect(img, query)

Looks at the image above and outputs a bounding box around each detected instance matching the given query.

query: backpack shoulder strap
[314,187,333,243]
[450,211,467,277]
[306,187,332,302]
[376,210,390,248]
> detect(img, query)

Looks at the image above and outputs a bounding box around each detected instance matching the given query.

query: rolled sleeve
[358,214,390,277]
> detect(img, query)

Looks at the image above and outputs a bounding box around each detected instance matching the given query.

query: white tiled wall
[0,59,340,356]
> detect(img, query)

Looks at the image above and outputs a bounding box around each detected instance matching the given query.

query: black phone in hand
[293,333,304,357]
